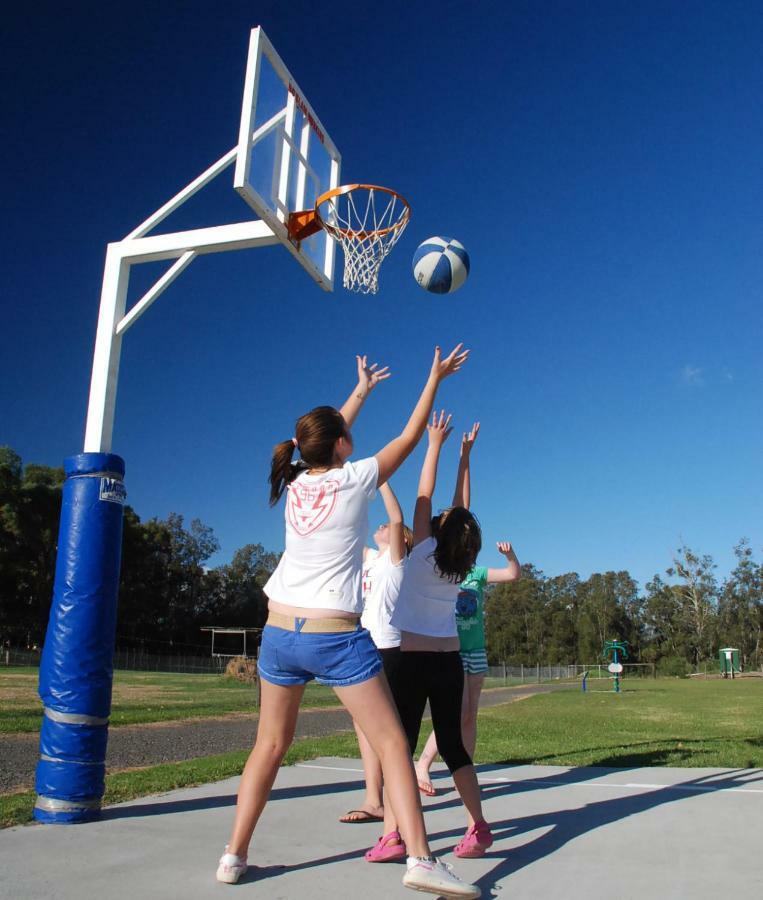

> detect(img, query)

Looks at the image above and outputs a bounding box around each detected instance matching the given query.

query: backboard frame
[234,27,341,291]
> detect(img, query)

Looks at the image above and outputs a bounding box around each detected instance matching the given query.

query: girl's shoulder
[292,456,377,488]
[462,565,489,587]
[411,535,437,557]
[343,457,379,495]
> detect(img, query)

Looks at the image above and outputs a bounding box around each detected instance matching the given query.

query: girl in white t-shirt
[384,411,494,860]
[217,348,481,900]
[415,424,521,796]
[339,482,412,833]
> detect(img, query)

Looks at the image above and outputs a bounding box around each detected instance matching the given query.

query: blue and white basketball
[412,236,470,294]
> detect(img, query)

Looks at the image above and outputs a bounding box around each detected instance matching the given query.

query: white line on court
[476,776,763,795]
[297,763,365,775]
[295,763,763,795]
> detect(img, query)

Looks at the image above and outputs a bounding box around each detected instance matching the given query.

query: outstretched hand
[497,541,514,558]
[426,409,453,447]
[430,343,470,382]
[356,355,391,393]
[461,422,480,455]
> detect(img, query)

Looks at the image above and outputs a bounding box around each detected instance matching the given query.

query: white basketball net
[319,187,410,294]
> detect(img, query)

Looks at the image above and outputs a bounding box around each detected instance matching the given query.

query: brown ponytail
[269,440,301,506]
[268,405,348,506]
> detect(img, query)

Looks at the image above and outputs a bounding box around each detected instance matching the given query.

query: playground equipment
[582,639,630,693]
[604,639,629,693]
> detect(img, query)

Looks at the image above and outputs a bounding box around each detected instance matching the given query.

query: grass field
[0,667,340,734]
[1,675,760,828]
[476,677,763,769]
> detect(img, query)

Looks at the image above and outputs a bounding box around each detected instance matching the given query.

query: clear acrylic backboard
[234,27,341,291]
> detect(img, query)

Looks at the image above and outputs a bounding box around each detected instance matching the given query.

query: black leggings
[390,650,472,775]
[379,646,403,695]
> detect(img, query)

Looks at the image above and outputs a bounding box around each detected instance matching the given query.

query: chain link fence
[485,662,656,686]
[3,646,655,680]
[2,645,234,674]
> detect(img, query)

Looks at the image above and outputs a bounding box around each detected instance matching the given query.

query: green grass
[474,677,763,768]
[282,679,763,770]
[483,676,526,688]
[0,668,340,734]
[0,733,359,829]
[2,678,760,829]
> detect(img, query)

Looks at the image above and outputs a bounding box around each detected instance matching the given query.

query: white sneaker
[216,846,248,884]
[403,856,481,898]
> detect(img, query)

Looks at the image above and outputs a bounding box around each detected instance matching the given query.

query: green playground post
[603,639,629,693]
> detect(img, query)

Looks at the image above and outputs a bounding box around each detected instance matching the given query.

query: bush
[657,655,692,677]
[225,656,258,684]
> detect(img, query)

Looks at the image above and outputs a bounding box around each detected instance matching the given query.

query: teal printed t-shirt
[456,566,488,652]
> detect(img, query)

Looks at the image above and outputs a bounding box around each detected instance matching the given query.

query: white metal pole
[83,246,131,453]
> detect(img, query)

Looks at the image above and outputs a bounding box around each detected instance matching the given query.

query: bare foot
[339,804,384,823]
[415,765,436,797]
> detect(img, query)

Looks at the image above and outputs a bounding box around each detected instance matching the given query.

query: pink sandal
[454,820,494,858]
[365,830,407,863]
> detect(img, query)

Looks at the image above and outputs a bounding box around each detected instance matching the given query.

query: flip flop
[339,809,385,824]
[417,778,436,797]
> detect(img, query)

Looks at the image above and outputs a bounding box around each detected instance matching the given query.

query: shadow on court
[100,776,366,821]
[432,767,763,893]
[1,759,760,899]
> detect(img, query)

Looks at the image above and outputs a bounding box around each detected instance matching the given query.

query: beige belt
[266,611,360,634]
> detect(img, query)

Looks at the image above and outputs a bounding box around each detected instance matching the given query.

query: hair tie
[291,437,298,448]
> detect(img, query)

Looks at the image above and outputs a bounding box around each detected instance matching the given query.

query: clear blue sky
[3,1,761,590]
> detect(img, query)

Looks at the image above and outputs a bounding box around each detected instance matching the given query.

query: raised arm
[412,410,452,545]
[375,344,469,487]
[379,482,407,565]
[339,355,391,428]
[486,541,522,583]
[451,421,480,509]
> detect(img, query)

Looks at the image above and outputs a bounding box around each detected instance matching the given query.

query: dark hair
[269,406,347,506]
[430,507,482,583]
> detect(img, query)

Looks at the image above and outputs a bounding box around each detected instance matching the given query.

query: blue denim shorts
[258,621,382,688]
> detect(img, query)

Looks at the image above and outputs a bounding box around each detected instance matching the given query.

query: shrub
[657,655,692,677]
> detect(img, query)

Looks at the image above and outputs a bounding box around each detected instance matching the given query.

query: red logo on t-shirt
[362,564,374,600]
[287,480,339,535]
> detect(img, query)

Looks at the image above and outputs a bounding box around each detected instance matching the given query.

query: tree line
[1,446,761,670]
[0,447,277,653]
[485,543,762,673]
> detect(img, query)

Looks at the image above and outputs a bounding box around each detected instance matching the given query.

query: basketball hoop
[288,184,411,294]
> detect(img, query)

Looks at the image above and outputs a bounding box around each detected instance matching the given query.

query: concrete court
[1,759,760,900]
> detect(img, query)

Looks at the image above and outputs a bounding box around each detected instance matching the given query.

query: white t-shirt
[361,548,379,604]
[361,548,405,649]
[390,536,460,637]
[264,457,379,614]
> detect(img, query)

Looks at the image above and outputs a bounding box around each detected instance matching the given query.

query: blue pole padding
[35,453,126,824]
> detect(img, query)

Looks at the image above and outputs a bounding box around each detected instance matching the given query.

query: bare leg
[334,674,429,857]
[415,729,438,794]
[226,680,305,857]
[451,674,487,827]
[461,673,485,760]
[452,764,484,828]
[340,721,384,821]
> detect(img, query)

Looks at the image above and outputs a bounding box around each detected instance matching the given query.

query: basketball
[412,237,470,294]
